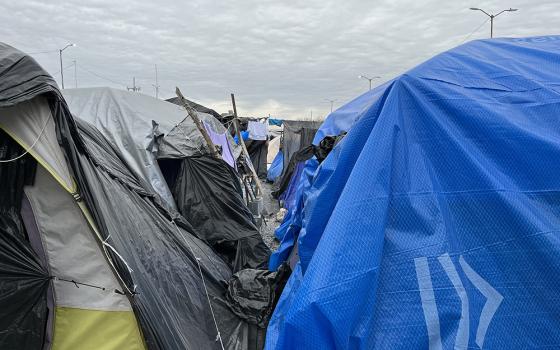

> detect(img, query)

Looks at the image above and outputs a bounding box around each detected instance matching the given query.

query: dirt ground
[259,180,282,251]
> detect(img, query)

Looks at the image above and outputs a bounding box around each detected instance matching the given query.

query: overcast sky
[2,0,559,119]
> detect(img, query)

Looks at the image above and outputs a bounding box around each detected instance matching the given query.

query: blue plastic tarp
[267,151,284,182]
[269,118,283,126]
[268,78,391,272]
[266,36,560,349]
[278,162,305,211]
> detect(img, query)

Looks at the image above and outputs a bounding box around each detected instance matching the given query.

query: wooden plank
[231,93,263,196]
[175,87,220,159]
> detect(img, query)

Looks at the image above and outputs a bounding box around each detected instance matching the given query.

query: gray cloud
[1,0,559,119]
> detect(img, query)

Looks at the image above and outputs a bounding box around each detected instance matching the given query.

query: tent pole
[175,87,220,159]
[231,93,263,196]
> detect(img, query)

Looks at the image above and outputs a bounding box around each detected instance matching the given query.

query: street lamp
[324,98,337,113]
[469,7,518,38]
[59,43,75,89]
[359,74,380,90]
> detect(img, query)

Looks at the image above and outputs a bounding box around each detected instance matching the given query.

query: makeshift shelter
[266,126,283,183]
[63,88,269,272]
[279,120,319,173]
[267,135,281,164]
[242,120,268,179]
[62,87,241,211]
[267,36,560,349]
[271,120,320,209]
[0,43,262,349]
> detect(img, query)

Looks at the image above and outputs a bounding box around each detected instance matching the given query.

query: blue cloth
[266,36,560,349]
[267,151,284,182]
[233,130,249,144]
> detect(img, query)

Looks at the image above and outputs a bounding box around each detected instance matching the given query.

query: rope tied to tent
[53,276,107,290]
[0,113,52,163]
[52,276,131,296]
[170,219,225,350]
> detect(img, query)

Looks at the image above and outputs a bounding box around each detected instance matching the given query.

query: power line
[26,49,59,55]
[77,64,127,87]
[461,18,490,44]
[52,62,75,76]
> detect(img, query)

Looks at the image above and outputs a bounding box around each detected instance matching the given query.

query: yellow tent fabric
[52,307,145,350]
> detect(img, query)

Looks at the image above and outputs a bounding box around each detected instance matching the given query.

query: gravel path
[259,181,282,251]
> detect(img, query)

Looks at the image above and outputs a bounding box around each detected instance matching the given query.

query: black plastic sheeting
[162,156,270,272]
[166,96,228,125]
[281,120,320,175]
[76,116,262,350]
[0,225,49,350]
[272,134,344,199]
[0,42,262,350]
[272,145,315,198]
[225,264,290,328]
[0,44,58,108]
[0,130,49,350]
[245,140,268,178]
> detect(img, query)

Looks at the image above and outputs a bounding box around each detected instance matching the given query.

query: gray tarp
[62,87,183,209]
[281,120,320,174]
[158,112,241,161]
[62,87,239,210]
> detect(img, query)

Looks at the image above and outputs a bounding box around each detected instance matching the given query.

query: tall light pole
[152,64,160,99]
[469,8,518,38]
[73,60,77,88]
[324,99,337,113]
[359,74,380,90]
[59,43,75,89]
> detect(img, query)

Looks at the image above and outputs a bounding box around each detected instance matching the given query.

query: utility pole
[470,7,518,38]
[152,64,160,99]
[58,43,75,89]
[73,60,77,88]
[324,99,337,113]
[310,110,313,122]
[127,77,141,92]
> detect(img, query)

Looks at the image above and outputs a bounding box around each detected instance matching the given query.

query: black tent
[0,43,262,350]
[272,120,320,203]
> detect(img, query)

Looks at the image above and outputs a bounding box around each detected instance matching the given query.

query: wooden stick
[175,87,220,159]
[231,93,263,196]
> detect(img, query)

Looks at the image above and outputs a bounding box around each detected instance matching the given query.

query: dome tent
[0,43,261,349]
[62,87,269,273]
[267,36,560,349]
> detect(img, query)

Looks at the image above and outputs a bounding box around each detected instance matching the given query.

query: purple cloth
[204,122,235,167]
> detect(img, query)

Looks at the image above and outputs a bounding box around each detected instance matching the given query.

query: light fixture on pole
[324,98,337,113]
[469,7,518,38]
[59,43,75,89]
[359,74,380,90]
